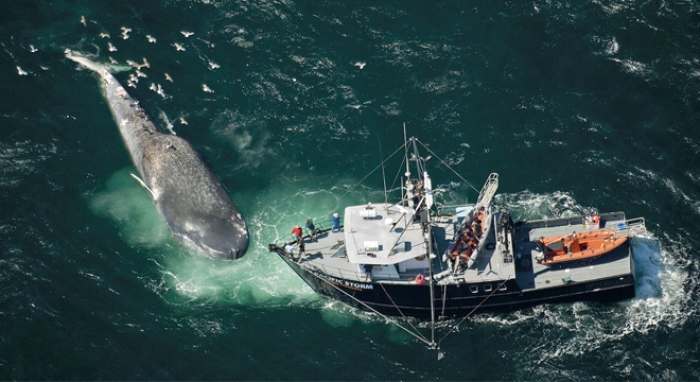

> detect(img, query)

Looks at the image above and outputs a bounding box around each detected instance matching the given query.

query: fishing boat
[268,136,647,326]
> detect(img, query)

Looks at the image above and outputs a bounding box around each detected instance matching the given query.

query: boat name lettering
[312,271,373,290]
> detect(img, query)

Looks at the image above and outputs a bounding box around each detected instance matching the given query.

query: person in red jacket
[291,225,303,244]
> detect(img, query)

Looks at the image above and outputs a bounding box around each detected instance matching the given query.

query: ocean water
[1,0,699,380]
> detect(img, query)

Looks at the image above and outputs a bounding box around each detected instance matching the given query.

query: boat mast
[426,213,436,348]
[408,136,437,348]
[403,124,410,208]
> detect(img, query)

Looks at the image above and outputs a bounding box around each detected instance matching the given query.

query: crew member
[305,219,317,242]
[331,213,341,233]
[452,230,478,262]
[291,225,303,244]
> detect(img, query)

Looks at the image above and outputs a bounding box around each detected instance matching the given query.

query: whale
[67,53,249,260]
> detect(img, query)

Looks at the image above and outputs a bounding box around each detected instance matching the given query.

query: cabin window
[499,284,507,291]
[469,285,478,294]
[484,284,493,292]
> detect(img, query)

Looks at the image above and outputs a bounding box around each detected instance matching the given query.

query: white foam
[89,168,170,247]
[474,192,690,363]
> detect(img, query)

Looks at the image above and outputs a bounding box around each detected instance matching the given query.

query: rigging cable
[414,138,480,194]
[438,276,511,346]
[340,142,408,200]
[312,271,434,346]
[378,283,430,344]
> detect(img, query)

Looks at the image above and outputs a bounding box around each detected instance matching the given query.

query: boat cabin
[343,203,431,278]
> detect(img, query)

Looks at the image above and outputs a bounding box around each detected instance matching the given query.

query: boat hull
[273,245,636,319]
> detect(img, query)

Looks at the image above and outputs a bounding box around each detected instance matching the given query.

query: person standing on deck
[331,212,340,233]
[305,219,317,242]
[291,225,303,244]
[296,240,305,262]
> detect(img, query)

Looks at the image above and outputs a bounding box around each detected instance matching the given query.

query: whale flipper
[130,173,157,200]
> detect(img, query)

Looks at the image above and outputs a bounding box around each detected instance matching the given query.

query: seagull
[149,83,166,98]
[108,42,117,52]
[180,31,194,38]
[208,61,220,70]
[17,66,28,76]
[120,27,132,40]
[202,84,214,93]
[29,45,38,53]
[127,58,149,69]
[108,57,118,64]
[155,84,166,98]
[146,35,156,43]
[164,73,173,82]
[135,69,147,78]
[353,61,366,69]
[127,74,139,88]
[99,32,110,39]
[80,16,86,27]
[179,117,188,125]
[173,43,185,51]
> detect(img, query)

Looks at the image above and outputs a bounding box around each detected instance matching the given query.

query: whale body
[67,53,249,260]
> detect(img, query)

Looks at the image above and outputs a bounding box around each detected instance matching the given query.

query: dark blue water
[1,0,699,380]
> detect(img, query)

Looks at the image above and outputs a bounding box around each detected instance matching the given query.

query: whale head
[161,205,250,260]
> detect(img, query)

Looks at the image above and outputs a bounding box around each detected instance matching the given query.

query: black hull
[277,254,635,319]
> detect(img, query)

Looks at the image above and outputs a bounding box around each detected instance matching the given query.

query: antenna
[403,123,410,179]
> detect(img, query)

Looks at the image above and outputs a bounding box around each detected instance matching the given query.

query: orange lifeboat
[537,229,627,265]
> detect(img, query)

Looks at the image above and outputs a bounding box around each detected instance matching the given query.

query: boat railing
[271,218,343,247]
[611,217,647,239]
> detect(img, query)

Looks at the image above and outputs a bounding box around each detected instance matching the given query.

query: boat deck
[511,212,633,292]
[284,210,638,292]
[295,210,462,283]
